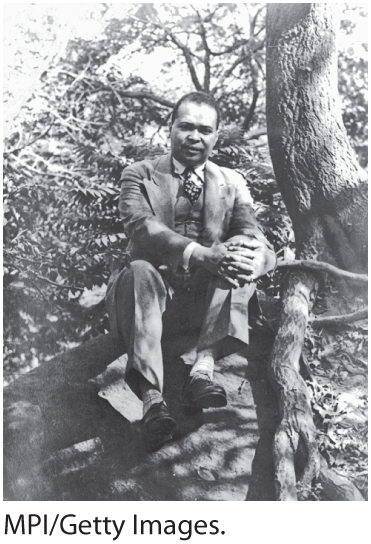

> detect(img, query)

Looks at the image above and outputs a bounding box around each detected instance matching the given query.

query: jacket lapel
[202,160,231,246]
[143,154,176,229]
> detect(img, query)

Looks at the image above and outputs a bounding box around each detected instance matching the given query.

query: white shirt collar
[172,157,206,181]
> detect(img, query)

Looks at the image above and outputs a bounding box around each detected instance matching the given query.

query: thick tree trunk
[265,3,367,500]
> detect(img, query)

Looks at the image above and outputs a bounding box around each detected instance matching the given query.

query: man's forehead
[176,101,218,126]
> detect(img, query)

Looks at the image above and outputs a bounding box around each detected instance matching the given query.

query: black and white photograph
[3,0,368,526]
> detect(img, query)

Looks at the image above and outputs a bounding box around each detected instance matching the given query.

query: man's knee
[125,260,167,298]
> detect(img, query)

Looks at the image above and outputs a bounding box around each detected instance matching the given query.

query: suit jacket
[106,153,272,337]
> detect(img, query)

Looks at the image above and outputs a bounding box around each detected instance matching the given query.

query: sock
[142,388,164,416]
[190,354,215,380]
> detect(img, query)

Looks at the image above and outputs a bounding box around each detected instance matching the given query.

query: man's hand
[220,239,275,286]
[190,243,241,288]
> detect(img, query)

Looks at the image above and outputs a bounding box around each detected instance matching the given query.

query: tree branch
[212,53,251,94]
[109,89,175,109]
[193,8,211,92]
[309,308,368,327]
[4,117,55,157]
[27,270,84,292]
[245,127,267,140]
[208,39,250,57]
[277,260,368,283]
[241,89,260,131]
[127,13,203,91]
[5,262,84,293]
[168,34,203,91]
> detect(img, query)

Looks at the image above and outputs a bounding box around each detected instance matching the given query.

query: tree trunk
[265,3,367,500]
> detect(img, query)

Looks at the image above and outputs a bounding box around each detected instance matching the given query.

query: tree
[265,3,367,500]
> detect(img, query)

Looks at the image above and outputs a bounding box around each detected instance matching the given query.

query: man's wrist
[189,244,208,268]
[181,241,200,271]
[265,249,277,274]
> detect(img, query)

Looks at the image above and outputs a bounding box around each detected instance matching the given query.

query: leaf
[321,343,337,358]
[196,467,217,482]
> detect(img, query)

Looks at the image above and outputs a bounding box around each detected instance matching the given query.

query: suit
[106,153,273,397]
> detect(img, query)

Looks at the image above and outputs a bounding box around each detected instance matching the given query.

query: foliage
[338,3,368,168]
[304,322,368,499]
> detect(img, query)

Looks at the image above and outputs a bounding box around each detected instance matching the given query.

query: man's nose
[187,129,201,141]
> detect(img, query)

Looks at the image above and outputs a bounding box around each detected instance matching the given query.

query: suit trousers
[114,260,256,399]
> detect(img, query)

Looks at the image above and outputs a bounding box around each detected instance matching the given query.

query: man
[106,92,276,451]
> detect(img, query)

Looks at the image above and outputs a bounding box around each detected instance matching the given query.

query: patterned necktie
[183,167,202,205]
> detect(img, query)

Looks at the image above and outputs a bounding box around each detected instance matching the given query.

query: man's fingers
[225,251,256,262]
[226,238,262,247]
[221,263,254,275]
[218,272,240,288]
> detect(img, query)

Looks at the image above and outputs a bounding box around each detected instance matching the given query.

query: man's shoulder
[207,160,246,186]
[208,161,254,205]
[121,153,170,180]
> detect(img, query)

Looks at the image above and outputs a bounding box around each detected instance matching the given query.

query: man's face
[170,101,219,167]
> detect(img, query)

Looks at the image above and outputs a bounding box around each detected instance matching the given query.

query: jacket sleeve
[226,171,277,274]
[119,162,192,272]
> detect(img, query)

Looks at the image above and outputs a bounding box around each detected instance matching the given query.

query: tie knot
[184,167,195,178]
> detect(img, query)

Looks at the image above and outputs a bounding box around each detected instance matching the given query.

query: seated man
[106,91,276,450]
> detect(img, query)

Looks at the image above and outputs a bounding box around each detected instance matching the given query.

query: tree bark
[265,3,367,500]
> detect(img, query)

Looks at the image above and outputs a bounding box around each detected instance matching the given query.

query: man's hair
[171,91,220,128]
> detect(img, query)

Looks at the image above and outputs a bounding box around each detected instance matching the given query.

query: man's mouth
[184,146,203,152]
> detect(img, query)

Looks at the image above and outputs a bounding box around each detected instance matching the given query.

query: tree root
[277,260,368,283]
[269,271,320,500]
[309,308,368,327]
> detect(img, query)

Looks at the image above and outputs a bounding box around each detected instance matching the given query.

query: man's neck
[172,156,206,175]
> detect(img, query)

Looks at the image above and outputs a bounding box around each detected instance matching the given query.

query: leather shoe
[183,373,227,409]
[141,401,177,452]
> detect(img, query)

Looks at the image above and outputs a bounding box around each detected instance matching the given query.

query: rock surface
[4,327,278,501]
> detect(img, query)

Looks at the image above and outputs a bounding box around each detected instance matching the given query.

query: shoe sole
[190,392,227,409]
[147,416,177,436]
[144,417,178,452]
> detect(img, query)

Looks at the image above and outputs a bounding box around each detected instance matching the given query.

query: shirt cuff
[181,242,200,271]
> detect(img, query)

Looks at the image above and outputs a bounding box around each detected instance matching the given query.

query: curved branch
[309,308,368,327]
[99,87,175,109]
[212,53,250,94]
[242,89,260,131]
[193,8,211,92]
[277,260,368,283]
[126,12,203,91]
[4,117,55,157]
[168,34,203,91]
[119,91,174,109]
[209,39,250,57]
[245,127,267,140]
[269,271,320,500]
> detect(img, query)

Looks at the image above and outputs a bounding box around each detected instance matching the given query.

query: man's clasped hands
[190,237,271,288]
